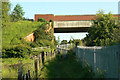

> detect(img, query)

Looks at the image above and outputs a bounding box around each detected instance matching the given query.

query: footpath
[39,53,94,78]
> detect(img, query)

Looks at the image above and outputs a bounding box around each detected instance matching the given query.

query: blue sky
[9,1,118,42]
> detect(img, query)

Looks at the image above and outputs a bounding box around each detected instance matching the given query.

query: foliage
[32,39,54,48]
[2,58,34,78]
[10,4,25,22]
[2,2,11,27]
[34,26,47,40]
[61,40,68,44]
[39,51,95,78]
[49,19,54,28]
[68,39,84,46]
[54,36,59,46]
[49,19,53,22]
[57,36,60,44]
[68,39,72,43]
[2,1,55,58]
[2,21,44,49]
[2,19,55,57]
[84,10,119,46]
[73,39,83,46]
[2,46,31,58]
[38,18,49,23]
[33,23,54,48]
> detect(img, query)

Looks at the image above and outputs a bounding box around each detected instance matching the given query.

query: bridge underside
[54,27,89,33]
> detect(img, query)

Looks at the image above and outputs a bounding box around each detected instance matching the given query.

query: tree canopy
[61,40,68,44]
[10,4,25,22]
[84,10,119,46]
[2,2,11,27]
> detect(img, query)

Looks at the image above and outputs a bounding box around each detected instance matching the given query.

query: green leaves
[33,23,54,48]
[61,40,68,44]
[2,46,31,58]
[2,2,11,27]
[10,4,25,22]
[85,10,119,46]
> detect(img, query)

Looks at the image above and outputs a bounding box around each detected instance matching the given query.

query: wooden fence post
[44,52,46,60]
[18,60,23,80]
[46,52,47,60]
[39,54,41,69]
[34,59,38,79]
[50,50,52,60]
[28,70,31,80]
[23,74,26,80]
[42,51,45,66]
[26,73,28,80]
[48,52,50,59]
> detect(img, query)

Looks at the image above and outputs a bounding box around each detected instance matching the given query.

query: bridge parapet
[54,21,93,28]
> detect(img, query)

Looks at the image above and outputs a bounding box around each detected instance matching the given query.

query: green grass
[2,51,95,79]
[32,48,55,54]
[39,53,95,78]
[2,21,44,48]
[2,58,34,65]
[0,58,1,79]
[2,58,35,78]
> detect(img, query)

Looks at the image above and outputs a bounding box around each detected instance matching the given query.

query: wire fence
[75,45,120,78]
[20,50,56,79]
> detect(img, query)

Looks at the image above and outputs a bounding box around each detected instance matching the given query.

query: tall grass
[2,58,34,78]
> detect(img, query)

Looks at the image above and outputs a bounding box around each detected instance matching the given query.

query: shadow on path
[39,53,94,79]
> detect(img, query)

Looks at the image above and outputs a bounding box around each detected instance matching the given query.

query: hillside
[2,21,55,58]
[2,21,45,49]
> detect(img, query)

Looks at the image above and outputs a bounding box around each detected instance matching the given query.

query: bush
[2,46,31,58]
[84,11,119,46]
[38,18,49,23]
[31,39,55,48]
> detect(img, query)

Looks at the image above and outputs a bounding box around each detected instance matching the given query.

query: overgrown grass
[39,52,95,78]
[2,58,33,65]
[2,50,55,78]
[30,48,55,57]
[2,58,34,78]
[2,50,96,79]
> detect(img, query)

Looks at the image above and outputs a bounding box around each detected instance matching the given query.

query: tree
[85,10,119,46]
[68,39,72,43]
[73,39,83,46]
[2,2,11,27]
[38,18,48,22]
[57,36,60,44]
[61,40,68,44]
[54,36,59,46]
[10,4,25,22]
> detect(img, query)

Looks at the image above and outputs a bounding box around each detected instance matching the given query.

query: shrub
[38,18,49,23]
[2,46,31,58]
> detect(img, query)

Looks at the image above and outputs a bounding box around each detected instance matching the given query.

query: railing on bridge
[56,44,73,56]
[54,21,93,28]
[75,45,120,78]
[57,43,73,49]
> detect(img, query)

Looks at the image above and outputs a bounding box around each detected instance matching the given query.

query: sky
[9,1,118,42]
